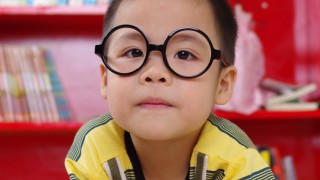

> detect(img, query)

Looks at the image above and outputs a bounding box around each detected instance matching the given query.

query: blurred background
[0,0,319,179]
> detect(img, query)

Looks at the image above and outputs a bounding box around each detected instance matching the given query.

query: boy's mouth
[138,97,173,109]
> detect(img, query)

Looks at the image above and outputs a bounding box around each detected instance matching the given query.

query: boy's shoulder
[74,114,114,138]
[67,114,125,163]
[194,113,256,161]
[207,113,256,149]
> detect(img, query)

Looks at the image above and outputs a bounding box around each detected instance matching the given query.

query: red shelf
[0,121,82,133]
[215,109,320,121]
[0,6,107,15]
[1,109,319,133]
[1,110,319,133]
[0,6,107,34]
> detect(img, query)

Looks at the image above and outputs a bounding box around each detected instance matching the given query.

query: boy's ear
[214,66,237,105]
[100,64,108,99]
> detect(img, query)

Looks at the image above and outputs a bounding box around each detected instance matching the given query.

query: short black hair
[103,0,237,65]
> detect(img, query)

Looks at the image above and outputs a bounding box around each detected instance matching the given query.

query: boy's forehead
[112,0,219,46]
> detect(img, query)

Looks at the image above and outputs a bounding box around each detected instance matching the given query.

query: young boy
[65,0,275,179]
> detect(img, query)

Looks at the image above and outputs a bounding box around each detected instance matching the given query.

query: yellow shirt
[65,113,275,180]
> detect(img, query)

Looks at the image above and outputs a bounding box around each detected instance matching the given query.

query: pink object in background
[294,0,320,99]
[216,4,265,115]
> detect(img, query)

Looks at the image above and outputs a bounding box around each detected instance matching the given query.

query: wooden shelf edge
[0,6,107,15]
[1,110,320,132]
[1,111,319,131]
[0,121,83,132]
[214,109,320,121]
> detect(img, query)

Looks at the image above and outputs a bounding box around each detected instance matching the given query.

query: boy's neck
[130,131,201,180]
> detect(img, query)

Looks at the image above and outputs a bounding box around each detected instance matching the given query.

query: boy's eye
[125,49,144,58]
[175,50,195,60]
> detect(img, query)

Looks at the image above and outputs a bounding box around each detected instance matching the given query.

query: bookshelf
[0,6,108,179]
[0,3,320,180]
[0,6,108,121]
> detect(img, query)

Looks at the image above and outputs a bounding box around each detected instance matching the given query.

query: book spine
[26,0,33,6]
[0,0,21,6]
[83,0,97,5]
[96,0,109,5]
[68,0,83,6]
[21,47,41,122]
[44,50,70,121]
[57,0,68,6]
[42,49,60,122]
[31,47,50,122]
[16,47,30,121]
[8,46,24,122]
[282,156,297,180]
[2,46,15,122]
[33,0,56,6]
[0,46,5,122]
[30,46,47,122]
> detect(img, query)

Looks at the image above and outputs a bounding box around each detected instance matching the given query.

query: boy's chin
[114,112,205,141]
[128,125,196,142]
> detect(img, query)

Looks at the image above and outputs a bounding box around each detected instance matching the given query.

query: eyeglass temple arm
[95,44,103,58]
[214,49,228,67]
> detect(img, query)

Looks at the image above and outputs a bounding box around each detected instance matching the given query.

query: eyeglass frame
[95,24,228,79]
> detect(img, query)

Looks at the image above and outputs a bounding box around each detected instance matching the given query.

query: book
[20,47,40,122]
[282,156,297,180]
[7,46,24,122]
[261,78,302,94]
[32,0,56,6]
[37,48,60,122]
[44,50,70,121]
[1,46,15,122]
[266,83,317,105]
[69,0,83,6]
[265,102,319,111]
[0,45,70,122]
[57,0,68,6]
[262,78,318,111]
[258,146,286,180]
[31,46,50,121]
[0,0,23,6]
[270,148,285,180]
[84,0,97,5]
[16,46,32,121]
[0,46,5,122]
[97,0,109,5]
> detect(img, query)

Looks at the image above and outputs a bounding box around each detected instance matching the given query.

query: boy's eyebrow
[113,31,145,42]
[110,29,210,49]
[169,34,209,48]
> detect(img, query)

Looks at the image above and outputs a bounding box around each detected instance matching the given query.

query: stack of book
[0,0,110,6]
[258,146,297,180]
[262,78,319,111]
[0,45,70,122]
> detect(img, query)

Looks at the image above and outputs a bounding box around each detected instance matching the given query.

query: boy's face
[100,0,236,141]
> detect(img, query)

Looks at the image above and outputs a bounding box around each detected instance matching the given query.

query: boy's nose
[139,51,173,85]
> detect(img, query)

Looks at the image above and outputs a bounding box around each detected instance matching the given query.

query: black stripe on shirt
[239,167,276,180]
[67,114,113,161]
[68,173,79,180]
[208,114,255,149]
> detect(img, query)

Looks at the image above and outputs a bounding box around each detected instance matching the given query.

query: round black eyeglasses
[95,24,227,79]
